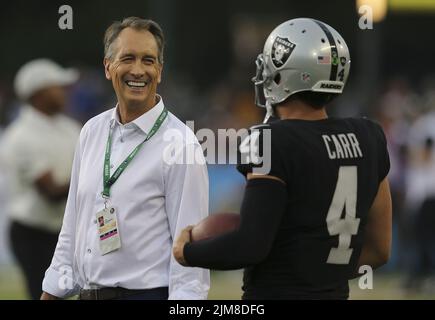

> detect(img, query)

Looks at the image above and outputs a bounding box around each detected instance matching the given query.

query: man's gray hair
[104,17,165,64]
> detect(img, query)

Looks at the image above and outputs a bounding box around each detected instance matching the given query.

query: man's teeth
[126,81,146,87]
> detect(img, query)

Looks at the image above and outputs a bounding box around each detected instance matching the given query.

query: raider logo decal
[271,37,295,68]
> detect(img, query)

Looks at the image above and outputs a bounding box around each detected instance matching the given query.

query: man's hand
[173,225,194,266]
[40,292,59,300]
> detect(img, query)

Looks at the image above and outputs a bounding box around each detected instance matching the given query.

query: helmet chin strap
[263,101,274,123]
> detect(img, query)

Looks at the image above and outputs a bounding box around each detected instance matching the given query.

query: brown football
[191,212,241,242]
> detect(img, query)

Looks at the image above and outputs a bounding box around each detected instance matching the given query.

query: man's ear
[157,63,163,84]
[103,58,112,80]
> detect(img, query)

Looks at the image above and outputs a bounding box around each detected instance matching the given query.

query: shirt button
[93,219,97,224]
[110,164,114,168]
[87,249,92,254]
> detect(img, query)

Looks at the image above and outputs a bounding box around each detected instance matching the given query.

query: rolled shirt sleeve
[164,142,210,300]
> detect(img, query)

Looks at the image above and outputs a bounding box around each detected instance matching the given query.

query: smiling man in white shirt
[41,17,210,300]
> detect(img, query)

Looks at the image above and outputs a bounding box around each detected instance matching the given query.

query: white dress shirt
[0,106,81,232]
[42,97,210,299]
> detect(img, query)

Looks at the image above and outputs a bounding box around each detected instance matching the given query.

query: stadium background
[1,0,435,299]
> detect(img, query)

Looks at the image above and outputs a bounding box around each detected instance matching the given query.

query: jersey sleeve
[237,124,288,183]
[184,178,288,270]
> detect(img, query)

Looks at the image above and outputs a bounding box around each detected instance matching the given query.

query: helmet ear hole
[274,73,281,85]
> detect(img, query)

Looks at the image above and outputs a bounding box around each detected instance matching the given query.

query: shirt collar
[110,95,165,134]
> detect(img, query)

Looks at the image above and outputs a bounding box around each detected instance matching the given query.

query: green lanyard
[102,108,168,198]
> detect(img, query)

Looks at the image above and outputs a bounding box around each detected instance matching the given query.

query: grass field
[1,264,434,300]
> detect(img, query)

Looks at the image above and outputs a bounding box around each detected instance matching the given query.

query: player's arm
[175,174,287,270]
[357,177,392,271]
[40,292,59,300]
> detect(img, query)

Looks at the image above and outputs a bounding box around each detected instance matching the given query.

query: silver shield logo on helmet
[271,37,295,68]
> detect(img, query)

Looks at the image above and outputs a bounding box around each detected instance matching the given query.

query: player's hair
[285,91,338,109]
[104,17,165,64]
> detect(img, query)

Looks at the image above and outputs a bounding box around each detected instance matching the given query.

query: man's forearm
[40,292,59,300]
[184,178,287,269]
[351,245,389,279]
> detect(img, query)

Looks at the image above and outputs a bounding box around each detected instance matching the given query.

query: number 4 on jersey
[326,166,360,265]
[239,129,261,165]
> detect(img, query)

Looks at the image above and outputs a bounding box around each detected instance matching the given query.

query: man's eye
[122,57,133,62]
[144,58,154,64]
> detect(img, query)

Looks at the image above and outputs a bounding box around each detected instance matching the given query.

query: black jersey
[236,117,390,299]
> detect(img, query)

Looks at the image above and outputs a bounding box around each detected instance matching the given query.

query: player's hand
[173,225,194,266]
[40,292,59,300]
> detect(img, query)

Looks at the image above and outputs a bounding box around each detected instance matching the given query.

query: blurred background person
[413,137,435,292]
[0,59,81,299]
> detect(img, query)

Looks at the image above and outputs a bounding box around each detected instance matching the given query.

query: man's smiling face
[104,27,162,110]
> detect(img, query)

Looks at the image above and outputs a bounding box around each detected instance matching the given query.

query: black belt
[79,286,168,300]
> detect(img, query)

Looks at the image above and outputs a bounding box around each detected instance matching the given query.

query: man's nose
[130,60,145,77]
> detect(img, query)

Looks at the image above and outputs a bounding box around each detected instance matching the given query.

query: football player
[173,18,392,299]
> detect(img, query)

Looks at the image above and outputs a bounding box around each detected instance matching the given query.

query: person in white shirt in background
[41,17,210,300]
[404,112,435,292]
[0,59,81,299]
